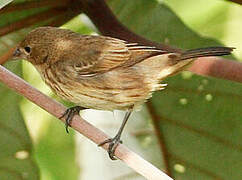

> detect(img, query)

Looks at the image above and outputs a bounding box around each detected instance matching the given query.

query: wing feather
[57,35,166,76]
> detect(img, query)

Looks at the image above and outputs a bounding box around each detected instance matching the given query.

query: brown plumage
[13,26,233,159]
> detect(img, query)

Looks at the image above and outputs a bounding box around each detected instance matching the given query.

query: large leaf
[0,61,39,180]
[107,0,242,179]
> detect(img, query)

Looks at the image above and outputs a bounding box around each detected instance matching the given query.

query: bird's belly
[53,82,145,111]
[40,67,150,111]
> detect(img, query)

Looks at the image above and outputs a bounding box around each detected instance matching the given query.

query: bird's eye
[24,46,31,54]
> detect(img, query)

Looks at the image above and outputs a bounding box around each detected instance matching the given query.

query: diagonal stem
[47,11,80,27]
[0,0,69,14]
[0,46,16,64]
[227,0,242,5]
[0,8,66,36]
[189,57,242,83]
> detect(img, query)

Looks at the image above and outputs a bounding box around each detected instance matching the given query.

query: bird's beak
[13,48,21,58]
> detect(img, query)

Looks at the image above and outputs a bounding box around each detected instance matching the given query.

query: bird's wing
[68,36,165,77]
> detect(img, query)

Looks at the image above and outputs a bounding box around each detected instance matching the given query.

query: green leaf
[108,0,242,179]
[34,120,79,180]
[0,61,39,180]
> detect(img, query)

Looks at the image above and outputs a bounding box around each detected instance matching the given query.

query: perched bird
[13,26,233,160]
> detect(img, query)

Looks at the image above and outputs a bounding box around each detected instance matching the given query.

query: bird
[12,26,233,160]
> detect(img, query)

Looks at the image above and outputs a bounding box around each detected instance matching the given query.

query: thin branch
[227,0,242,5]
[0,65,173,180]
[189,57,242,83]
[78,0,242,84]
[0,0,69,14]
[0,46,16,64]
[0,8,66,36]
[146,100,172,177]
[47,11,80,27]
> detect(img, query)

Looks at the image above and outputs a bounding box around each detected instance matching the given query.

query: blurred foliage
[0,0,241,180]
[0,61,39,180]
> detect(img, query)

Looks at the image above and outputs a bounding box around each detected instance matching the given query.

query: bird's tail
[180,47,234,60]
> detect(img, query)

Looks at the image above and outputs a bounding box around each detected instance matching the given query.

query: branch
[189,57,242,83]
[0,65,173,180]
[0,8,66,36]
[0,0,69,14]
[79,0,242,84]
[0,47,16,64]
[227,0,242,5]
[47,11,80,27]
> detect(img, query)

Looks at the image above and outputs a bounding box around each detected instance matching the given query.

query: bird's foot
[98,135,123,160]
[60,106,85,133]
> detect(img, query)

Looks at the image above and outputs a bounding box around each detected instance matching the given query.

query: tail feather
[181,47,234,60]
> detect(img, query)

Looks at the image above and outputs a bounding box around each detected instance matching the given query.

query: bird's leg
[98,109,133,160]
[60,106,87,133]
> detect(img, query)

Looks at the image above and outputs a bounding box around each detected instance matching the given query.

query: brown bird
[13,26,233,159]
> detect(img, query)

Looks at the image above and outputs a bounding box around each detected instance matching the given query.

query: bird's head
[13,26,65,65]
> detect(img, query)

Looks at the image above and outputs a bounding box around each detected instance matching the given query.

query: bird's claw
[59,106,83,133]
[98,135,122,160]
